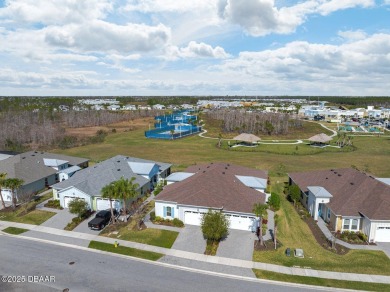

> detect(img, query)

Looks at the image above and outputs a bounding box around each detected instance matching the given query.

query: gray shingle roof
[289,168,390,220]
[52,155,171,196]
[0,151,89,185]
[157,163,267,214]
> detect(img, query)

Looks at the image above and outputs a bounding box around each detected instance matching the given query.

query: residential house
[288,168,390,242]
[51,155,171,211]
[0,151,88,202]
[156,163,268,231]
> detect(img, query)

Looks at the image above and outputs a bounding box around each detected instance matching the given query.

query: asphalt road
[0,235,327,292]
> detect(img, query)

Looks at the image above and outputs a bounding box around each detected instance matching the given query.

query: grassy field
[2,227,29,235]
[88,241,163,261]
[252,180,390,275]
[253,269,390,291]
[52,119,390,176]
[200,115,334,140]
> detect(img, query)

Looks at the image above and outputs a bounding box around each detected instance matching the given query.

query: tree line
[205,109,303,135]
[0,109,162,151]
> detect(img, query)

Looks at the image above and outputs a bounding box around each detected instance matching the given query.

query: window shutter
[163,206,167,217]
[171,208,174,218]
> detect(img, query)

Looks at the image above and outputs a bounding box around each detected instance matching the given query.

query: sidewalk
[1,220,390,284]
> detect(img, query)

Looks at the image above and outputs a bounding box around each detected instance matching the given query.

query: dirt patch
[64,118,154,137]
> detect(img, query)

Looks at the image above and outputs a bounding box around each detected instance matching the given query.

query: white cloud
[123,0,216,13]
[44,21,171,53]
[338,30,367,42]
[0,0,112,25]
[217,0,376,37]
[317,0,375,16]
[170,41,230,59]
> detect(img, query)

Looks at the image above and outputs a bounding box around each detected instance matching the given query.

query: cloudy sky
[0,0,389,96]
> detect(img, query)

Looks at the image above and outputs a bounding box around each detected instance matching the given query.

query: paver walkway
[1,220,390,284]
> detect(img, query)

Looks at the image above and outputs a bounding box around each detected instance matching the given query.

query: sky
[0,0,390,96]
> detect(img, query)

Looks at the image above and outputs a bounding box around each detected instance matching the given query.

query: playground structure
[338,123,383,133]
[145,110,202,139]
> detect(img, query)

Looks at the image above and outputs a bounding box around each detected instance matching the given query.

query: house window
[343,219,350,230]
[166,206,172,217]
[351,219,359,230]
[327,209,331,219]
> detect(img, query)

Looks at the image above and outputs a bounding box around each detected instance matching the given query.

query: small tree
[3,178,24,210]
[68,198,89,219]
[114,177,139,222]
[201,210,229,243]
[268,192,280,211]
[253,203,268,246]
[217,133,222,148]
[288,185,301,207]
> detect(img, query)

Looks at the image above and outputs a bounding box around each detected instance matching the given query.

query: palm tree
[3,178,24,210]
[253,203,268,247]
[0,173,7,209]
[115,177,139,222]
[101,182,117,225]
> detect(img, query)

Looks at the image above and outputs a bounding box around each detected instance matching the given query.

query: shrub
[149,211,156,221]
[268,192,281,211]
[154,216,163,223]
[172,218,184,227]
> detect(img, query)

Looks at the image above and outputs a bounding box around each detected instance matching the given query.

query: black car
[88,209,118,230]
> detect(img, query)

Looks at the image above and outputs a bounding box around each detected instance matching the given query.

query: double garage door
[376,226,390,242]
[183,211,256,231]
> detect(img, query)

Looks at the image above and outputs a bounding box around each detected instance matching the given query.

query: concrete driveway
[216,229,257,261]
[40,209,74,229]
[73,212,101,235]
[171,225,206,254]
[376,242,390,259]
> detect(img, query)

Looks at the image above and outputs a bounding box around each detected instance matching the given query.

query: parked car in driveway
[88,209,118,230]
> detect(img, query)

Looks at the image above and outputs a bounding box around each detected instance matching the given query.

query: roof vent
[227,164,230,166]
[350,182,354,185]
[222,172,225,174]
[330,169,334,171]
[203,171,206,173]
[225,167,228,170]
[207,166,210,168]
[117,160,120,163]
[117,169,121,171]
[22,157,25,159]
[34,151,38,153]
[338,174,342,177]
[325,177,328,179]
[211,162,213,164]
[31,154,35,156]
[334,171,337,174]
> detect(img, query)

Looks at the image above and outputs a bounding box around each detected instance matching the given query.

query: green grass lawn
[88,241,163,261]
[252,180,390,275]
[253,269,390,291]
[52,121,390,176]
[2,227,29,235]
[0,209,56,225]
[104,228,179,249]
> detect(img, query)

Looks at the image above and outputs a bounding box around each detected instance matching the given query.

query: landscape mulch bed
[301,215,349,255]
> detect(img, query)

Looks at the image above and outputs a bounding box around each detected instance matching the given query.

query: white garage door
[96,198,121,211]
[227,215,257,231]
[64,196,76,208]
[184,211,205,226]
[376,226,390,242]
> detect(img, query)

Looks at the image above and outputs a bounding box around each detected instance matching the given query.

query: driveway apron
[216,229,257,261]
[171,225,206,254]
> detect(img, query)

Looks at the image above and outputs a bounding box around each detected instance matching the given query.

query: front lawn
[2,227,29,235]
[88,241,163,261]
[253,269,390,291]
[252,179,390,275]
[0,209,56,225]
[104,227,178,249]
